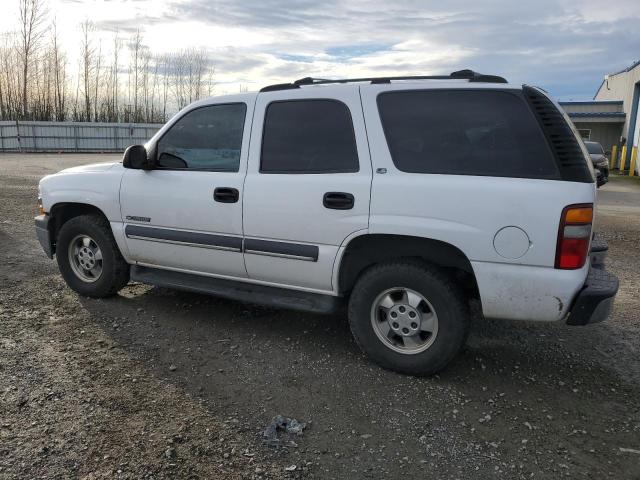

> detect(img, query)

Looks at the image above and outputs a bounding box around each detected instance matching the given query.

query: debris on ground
[263,415,307,447]
[620,447,640,455]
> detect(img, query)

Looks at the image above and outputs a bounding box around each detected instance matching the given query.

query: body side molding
[125,224,242,251]
[244,238,319,262]
[125,225,320,262]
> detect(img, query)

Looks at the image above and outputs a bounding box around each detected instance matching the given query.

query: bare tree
[18,0,47,118]
[1,1,217,123]
[79,19,95,121]
[111,32,120,122]
[93,39,101,121]
[51,20,66,120]
[129,29,143,121]
[160,53,170,121]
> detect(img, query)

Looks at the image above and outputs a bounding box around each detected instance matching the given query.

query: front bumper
[35,214,53,258]
[566,237,618,325]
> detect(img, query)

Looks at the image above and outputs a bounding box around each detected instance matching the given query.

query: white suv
[35,70,618,375]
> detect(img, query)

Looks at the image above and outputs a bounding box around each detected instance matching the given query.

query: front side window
[261,99,359,173]
[377,90,560,179]
[157,103,246,171]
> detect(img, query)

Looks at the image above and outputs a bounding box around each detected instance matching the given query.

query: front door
[242,86,372,292]
[120,98,253,278]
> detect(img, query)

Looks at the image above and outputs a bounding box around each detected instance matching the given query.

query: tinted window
[261,100,359,173]
[377,90,560,179]
[584,142,603,154]
[157,103,246,171]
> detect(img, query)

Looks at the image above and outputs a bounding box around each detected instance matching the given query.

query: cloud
[8,0,638,98]
[158,0,640,98]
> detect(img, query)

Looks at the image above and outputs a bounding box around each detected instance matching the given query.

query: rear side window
[377,90,560,179]
[261,100,359,173]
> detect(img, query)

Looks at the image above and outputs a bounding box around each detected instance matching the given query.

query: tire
[348,260,469,376]
[56,214,130,298]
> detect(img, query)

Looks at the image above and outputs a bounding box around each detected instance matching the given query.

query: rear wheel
[348,261,469,376]
[56,214,130,297]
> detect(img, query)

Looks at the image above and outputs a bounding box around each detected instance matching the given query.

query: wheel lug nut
[399,306,406,313]
[411,322,418,329]
[390,312,397,318]
[402,328,409,334]
[392,322,399,329]
[409,311,416,318]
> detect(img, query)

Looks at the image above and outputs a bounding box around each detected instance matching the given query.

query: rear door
[242,86,372,292]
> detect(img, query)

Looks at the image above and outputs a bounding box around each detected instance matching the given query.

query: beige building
[595,61,640,151]
[560,60,640,174]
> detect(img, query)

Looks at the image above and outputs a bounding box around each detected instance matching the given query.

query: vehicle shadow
[75,283,638,477]
[76,282,628,402]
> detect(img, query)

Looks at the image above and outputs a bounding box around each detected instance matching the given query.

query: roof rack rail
[259,69,507,92]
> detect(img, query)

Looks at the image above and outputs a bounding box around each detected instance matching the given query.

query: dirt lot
[1,154,639,479]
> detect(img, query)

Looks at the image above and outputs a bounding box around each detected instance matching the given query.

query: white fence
[0,121,163,152]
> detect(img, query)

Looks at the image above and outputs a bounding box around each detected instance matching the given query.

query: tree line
[0,0,215,123]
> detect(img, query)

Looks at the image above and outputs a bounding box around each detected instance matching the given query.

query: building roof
[565,112,626,124]
[594,60,640,99]
[566,112,625,118]
[608,59,640,77]
[559,100,623,106]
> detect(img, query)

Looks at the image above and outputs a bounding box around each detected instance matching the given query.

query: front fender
[39,165,125,221]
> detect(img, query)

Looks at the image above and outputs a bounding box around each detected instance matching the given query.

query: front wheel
[348,261,470,376]
[56,214,130,297]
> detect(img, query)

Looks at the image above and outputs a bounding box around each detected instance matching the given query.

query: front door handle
[323,192,354,210]
[213,187,239,203]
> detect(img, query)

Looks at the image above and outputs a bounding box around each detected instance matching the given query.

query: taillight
[555,204,593,269]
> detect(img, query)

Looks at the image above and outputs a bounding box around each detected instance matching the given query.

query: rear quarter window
[377,90,560,179]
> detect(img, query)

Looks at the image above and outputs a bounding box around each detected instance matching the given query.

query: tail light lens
[555,204,593,269]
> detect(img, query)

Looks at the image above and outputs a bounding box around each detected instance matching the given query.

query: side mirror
[123,145,153,170]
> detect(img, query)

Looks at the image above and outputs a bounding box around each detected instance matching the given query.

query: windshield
[584,141,604,154]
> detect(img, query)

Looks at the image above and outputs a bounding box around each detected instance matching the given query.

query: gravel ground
[1,154,639,479]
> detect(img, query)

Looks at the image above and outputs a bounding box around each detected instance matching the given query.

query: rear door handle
[213,187,239,203]
[323,192,354,210]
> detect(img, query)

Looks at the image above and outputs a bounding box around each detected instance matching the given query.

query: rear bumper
[566,235,618,325]
[565,267,618,325]
[35,214,53,258]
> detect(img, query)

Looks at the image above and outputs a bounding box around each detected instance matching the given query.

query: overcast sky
[3,0,640,99]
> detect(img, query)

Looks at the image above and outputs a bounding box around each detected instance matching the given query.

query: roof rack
[260,69,507,92]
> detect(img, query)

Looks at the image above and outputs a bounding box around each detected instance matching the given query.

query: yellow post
[620,145,627,171]
[630,147,638,177]
[610,145,617,170]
